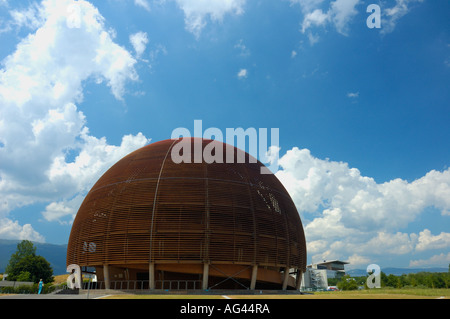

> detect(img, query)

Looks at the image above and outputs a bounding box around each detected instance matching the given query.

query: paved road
[0,291,110,299]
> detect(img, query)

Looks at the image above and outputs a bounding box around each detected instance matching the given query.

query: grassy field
[101,288,449,299]
[42,274,450,299]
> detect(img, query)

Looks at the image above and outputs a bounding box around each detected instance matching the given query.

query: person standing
[38,279,44,294]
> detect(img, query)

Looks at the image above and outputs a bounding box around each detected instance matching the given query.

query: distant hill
[347,267,448,277]
[0,239,67,275]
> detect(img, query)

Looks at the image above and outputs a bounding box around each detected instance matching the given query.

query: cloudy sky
[0,0,449,270]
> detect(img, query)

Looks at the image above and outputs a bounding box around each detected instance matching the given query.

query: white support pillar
[149,262,155,290]
[250,265,258,290]
[295,269,302,290]
[202,263,209,290]
[282,268,290,290]
[103,264,110,290]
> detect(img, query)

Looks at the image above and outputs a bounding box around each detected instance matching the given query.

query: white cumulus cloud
[237,68,248,79]
[134,0,151,12]
[0,0,149,241]
[410,252,450,268]
[292,0,424,43]
[292,0,360,43]
[416,229,450,252]
[275,147,450,263]
[174,0,246,37]
[130,31,149,58]
[382,0,424,34]
[0,218,45,242]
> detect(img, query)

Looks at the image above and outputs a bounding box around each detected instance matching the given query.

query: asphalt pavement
[0,291,111,299]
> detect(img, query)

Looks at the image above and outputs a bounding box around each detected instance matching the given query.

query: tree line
[331,267,450,290]
[380,271,450,289]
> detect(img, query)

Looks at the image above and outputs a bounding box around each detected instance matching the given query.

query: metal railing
[77,280,203,291]
[156,280,202,290]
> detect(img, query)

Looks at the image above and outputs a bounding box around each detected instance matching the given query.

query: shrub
[337,275,359,290]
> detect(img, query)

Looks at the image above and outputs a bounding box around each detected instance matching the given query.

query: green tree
[385,274,402,288]
[337,275,359,290]
[445,271,450,288]
[5,240,53,284]
[16,271,31,282]
[5,240,36,274]
[380,271,388,287]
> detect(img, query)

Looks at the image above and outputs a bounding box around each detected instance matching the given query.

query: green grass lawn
[304,288,450,299]
[101,288,449,299]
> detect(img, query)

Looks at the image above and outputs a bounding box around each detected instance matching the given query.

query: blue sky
[0,0,449,270]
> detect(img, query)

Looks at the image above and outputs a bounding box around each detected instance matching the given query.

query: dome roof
[67,138,306,272]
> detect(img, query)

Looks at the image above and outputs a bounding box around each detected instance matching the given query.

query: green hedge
[0,283,59,294]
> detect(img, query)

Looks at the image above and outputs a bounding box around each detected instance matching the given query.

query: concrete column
[295,269,303,290]
[250,265,258,290]
[282,268,290,290]
[202,263,209,290]
[149,262,155,290]
[103,264,110,289]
